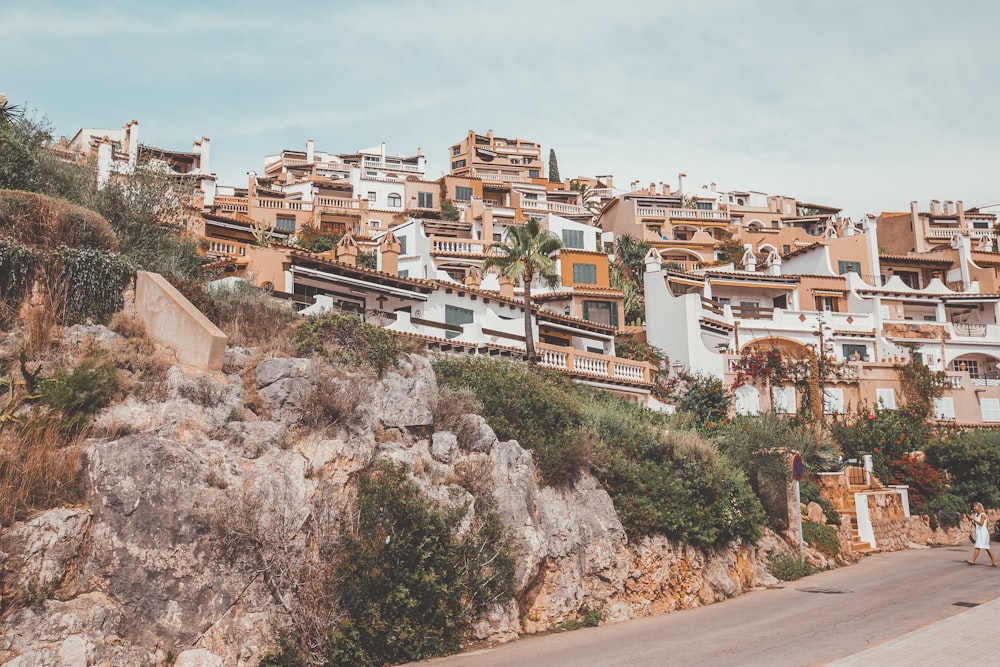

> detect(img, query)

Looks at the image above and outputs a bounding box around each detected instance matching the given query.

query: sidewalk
[824,594,1000,666]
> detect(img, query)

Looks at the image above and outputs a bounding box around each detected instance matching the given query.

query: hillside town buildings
[55,120,1000,424]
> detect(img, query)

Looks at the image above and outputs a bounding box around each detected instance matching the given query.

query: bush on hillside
[672,372,732,430]
[326,461,514,666]
[830,406,934,485]
[432,356,594,485]
[924,429,1000,509]
[585,397,764,546]
[294,312,402,377]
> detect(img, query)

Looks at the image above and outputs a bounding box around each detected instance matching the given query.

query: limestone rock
[371,353,437,428]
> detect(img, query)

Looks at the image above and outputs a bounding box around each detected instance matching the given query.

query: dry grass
[0,190,118,252]
[298,364,370,434]
[107,318,171,402]
[0,416,85,527]
[208,284,298,356]
[433,385,483,450]
[18,284,64,360]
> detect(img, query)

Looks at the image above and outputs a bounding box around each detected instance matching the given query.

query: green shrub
[589,397,764,547]
[433,357,592,485]
[802,521,839,558]
[830,406,934,485]
[294,313,402,377]
[327,462,514,666]
[925,429,1000,509]
[767,550,813,581]
[921,492,967,530]
[673,372,731,430]
[259,634,309,667]
[42,344,118,432]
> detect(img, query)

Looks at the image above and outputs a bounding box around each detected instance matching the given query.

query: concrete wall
[134,271,227,370]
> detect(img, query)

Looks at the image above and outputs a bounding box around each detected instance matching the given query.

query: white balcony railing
[314,196,361,209]
[537,344,652,384]
[430,237,491,256]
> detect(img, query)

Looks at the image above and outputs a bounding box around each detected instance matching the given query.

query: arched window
[387,193,402,207]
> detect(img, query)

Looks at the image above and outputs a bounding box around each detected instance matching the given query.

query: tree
[570,180,601,213]
[548,148,560,183]
[483,217,562,364]
[0,93,23,125]
[609,233,651,324]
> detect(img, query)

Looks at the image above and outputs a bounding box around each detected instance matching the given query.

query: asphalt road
[405,545,1000,667]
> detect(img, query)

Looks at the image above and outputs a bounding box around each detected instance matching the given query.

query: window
[523,193,538,200]
[817,296,835,311]
[451,159,467,170]
[582,300,618,327]
[275,216,296,232]
[529,169,540,178]
[782,245,791,254]
[974,221,989,229]
[842,344,868,361]
[876,388,896,409]
[696,201,713,210]
[572,263,598,284]
[366,170,377,177]
[772,386,796,414]
[982,398,1000,422]
[387,193,401,207]
[367,191,376,202]
[562,229,585,249]
[952,359,981,378]
[445,305,474,339]
[398,269,409,278]
[823,388,845,415]
[417,191,433,208]
[837,260,861,275]
[934,397,955,421]
[454,186,473,201]
[397,235,407,255]
[452,146,461,155]
[735,385,761,416]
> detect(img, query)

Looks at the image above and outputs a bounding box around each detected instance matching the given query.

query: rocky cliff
[1,326,826,666]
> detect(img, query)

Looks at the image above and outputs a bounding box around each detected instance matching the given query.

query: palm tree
[570,181,601,214]
[484,217,563,364]
[0,93,23,125]
[610,234,651,325]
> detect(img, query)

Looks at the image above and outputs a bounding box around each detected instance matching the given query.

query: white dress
[975,512,992,549]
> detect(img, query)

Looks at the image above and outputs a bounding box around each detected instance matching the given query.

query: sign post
[792,453,804,563]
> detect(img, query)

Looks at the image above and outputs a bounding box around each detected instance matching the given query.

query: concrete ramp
[134,271,227,370]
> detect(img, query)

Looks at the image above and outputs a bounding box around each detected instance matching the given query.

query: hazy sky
[4,0,998,220]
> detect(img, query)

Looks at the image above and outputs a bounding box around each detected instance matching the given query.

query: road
[405,545,1000,667]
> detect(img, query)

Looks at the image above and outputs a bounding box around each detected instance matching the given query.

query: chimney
[944,200,954,216]
[630,180,639,191]
[464,267,483,290]
[930,199,942,215]
[957,199,965,227]
[124,119,139,171]
[194,137,210,173]
[741,244,756,272]
[335,233,359,266]
[378,231,401,275]
[677,173,687,196]
[498,275,515,299]
[711,182,717,192]
[306,139,315,163]
[659,181,666,196]
[649,182,656,195]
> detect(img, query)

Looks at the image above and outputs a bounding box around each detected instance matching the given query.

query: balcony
[361,158,422,173]
[537,344,653,385]
[430,236,491,257]
[953,322,988,337]
[636,207,730,223]
[213,195,249,213]
[479,173,530,184]
[926,227,993,240]
[314,196,362,209]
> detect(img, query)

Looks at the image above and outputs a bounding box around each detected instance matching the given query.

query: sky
[3,0,999,220]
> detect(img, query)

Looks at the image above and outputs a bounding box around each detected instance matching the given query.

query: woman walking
[965,502,996,566]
